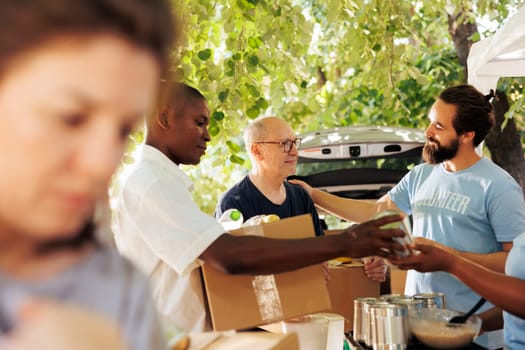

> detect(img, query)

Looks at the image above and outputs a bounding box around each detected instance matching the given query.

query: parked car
[289,125,426,228]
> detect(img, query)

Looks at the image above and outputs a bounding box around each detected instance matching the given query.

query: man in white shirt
[112,81,406,332]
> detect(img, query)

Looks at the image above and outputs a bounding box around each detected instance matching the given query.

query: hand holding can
[374,210,414,257]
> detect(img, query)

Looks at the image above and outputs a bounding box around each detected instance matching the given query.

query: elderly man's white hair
[243,116,282,148]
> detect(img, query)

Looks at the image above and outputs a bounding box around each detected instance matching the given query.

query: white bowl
[409,308,482,349]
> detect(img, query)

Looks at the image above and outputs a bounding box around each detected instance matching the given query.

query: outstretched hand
[342,214,406,258]
[389,237,456,272]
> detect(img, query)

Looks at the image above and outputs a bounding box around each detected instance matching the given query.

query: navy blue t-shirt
[215,176,325,236]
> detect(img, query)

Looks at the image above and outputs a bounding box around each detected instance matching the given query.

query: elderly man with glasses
[215,116,325,236]
[215,116,388,282]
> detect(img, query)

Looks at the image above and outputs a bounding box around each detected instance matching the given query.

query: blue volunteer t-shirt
[215,176,325,236]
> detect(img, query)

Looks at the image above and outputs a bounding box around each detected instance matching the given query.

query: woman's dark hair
[0,0,178,78]
[439,84,495,147]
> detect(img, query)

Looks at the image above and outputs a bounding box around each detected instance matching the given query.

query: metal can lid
[413,292,445,298]
[389,298,425,307]
[370,303,409,316]
[363,300,389,310]
[355,297,378,304]
[379,294,412,301]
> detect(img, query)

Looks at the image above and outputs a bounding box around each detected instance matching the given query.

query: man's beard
[422,137,459,164]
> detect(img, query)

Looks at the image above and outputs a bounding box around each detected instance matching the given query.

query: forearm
[310,189,383,223]
[201,215,407,276]
[201,233,346,275]
[448,255,525,319]
[458,250,508,273]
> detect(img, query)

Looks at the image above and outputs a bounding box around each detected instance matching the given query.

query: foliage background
[156,0,525,214]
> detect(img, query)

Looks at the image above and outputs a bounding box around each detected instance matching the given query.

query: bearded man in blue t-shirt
[291,85,525,349]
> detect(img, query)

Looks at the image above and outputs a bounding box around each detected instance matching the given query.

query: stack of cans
[353,292,446,349]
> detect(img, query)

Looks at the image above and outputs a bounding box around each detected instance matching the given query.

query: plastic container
[218,209,244,231]
[374,210,413,257]
[242,214,280,227]
[314,313,345,350]
[282,314,329,350]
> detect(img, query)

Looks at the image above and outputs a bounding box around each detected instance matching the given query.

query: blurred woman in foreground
[0,0,176,349]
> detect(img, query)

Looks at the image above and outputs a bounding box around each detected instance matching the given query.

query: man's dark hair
[158,81,206,118]
[439,84,495,147]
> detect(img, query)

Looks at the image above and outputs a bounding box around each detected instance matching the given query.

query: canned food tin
[353,297,378,343]
[370,303,410,350]
[364,300,390,347]
[413,292,446,309]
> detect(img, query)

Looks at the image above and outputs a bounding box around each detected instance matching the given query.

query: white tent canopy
[468,5,525,93]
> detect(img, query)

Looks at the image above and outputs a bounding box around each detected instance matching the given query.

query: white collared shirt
[112,145,225,332]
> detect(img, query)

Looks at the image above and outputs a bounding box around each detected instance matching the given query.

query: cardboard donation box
[327,263,380,332]
[187,332,299,350]
[390,266,407,295]
[201,215,332,331]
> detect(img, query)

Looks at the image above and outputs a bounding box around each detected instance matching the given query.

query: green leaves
[245,83,260,97]
[218,90,229,102]
[326,0,342,22]
[197,49,212,61]
[170,0,522,214]
[256,97,268,110]
[246,105,260,119]
[248,36,263,49]
[212,111,225,121]
[226,140,242,153]
[247,54,259,67]
[230,154,245,165]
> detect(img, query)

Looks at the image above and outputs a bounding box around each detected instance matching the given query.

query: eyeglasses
[254,138,302,153]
